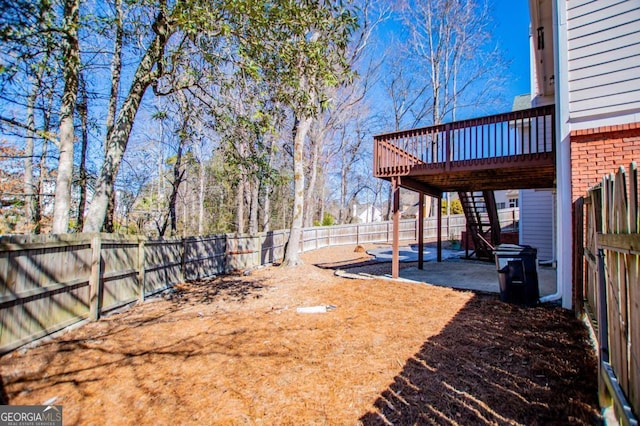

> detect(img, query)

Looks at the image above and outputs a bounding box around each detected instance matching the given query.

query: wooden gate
[577,163,639,424]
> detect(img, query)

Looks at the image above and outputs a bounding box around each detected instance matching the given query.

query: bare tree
[401,0,506,125]
[101,0,125,233]
[75,74,89,231]
[51,0,80,233]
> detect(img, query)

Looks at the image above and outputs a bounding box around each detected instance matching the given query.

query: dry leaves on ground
[0,244,600,425]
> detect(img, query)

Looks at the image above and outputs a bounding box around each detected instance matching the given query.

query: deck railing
[374,105,555,177]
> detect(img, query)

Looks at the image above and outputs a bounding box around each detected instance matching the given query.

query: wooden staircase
[458,191,502,260]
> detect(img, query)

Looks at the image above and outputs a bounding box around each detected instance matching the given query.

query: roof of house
[353,204,380,217]
[512,94,531,111]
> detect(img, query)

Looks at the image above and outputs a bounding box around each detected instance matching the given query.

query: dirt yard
[1,244,600,425]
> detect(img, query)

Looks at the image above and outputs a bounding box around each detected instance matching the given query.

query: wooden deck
[373,105,556,194]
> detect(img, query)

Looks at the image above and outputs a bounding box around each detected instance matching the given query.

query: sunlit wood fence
[0,209,518,353]
[576,163,639,423]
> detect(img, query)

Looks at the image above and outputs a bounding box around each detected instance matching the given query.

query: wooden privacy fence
[576,163,639,424]
[0,233,228,354]
[0,209,519,353]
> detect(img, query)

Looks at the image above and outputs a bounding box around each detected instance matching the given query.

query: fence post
[89,234,102,321]
[138,238,146,303]
[356,224,360,246]
[315,228,319,250]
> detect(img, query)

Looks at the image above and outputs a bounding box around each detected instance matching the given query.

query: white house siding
[567,0,640,120]
[519,189,555,263]
[530,0,556,100]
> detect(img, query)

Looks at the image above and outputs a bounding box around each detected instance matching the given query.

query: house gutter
[539,0,570,307]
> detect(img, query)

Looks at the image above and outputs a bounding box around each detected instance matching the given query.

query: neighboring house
[494,190,519,210]
[511,94,556,262]
[351,203,382,223]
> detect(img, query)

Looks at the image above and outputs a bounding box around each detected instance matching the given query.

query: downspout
[539,0,571,308]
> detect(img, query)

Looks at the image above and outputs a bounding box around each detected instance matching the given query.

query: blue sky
[492,0,532,99]
[368,0,534,130]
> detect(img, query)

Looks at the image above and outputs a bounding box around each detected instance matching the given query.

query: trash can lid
[494,244,537,256]
[495,244,525,250]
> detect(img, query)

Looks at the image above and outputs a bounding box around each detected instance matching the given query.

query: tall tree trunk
[36,87,55,232]
[198,160,204,235]
[76,74,89,231]
[304,136,320,227]
[235,177,246,234]
[52,0,80,234]
[83,11,173,232]
[35,141,47,232]
[106,0,123,140]
[102,0,124,233]
[169,142,184,236]
[319,178,325,225]
[103,194,116,232]
[182,177,189,237]
[261,182,271,232]
[260,139,275,232]
[157,146,163,219]
[283,114,312,266]
[340,166,349,223]
[248,178,259,235]
[157,143,184,237]
[23,86,37,233]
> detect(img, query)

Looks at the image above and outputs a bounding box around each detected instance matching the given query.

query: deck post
[392,177,400,278]
[418,192,425,270]
[437,196,442,262]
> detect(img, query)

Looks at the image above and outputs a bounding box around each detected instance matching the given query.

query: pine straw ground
[1,244,600,425]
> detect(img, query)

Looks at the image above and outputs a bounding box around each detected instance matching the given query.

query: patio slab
[367,246,557,298]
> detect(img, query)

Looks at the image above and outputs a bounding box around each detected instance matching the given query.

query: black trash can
[494,244,539,306]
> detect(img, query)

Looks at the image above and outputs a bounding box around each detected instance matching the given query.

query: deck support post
[392,177,400,278]
[418,192,424,270]
[437,196,442,262]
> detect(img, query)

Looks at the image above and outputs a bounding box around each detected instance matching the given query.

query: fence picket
[583,163,640,423]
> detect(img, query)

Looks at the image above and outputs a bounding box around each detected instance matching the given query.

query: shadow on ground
[360,294,601,425]
[0,276,271,412]
[0,376,7,404]
[166,276,266,306]
[315,257,379,270]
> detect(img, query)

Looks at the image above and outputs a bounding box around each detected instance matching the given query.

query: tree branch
[0,115,59,145]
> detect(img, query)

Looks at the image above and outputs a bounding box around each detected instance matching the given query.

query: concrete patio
[366,246,557,298]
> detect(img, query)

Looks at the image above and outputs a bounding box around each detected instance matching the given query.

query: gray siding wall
[520,189,555,262]
[567,0,640,119]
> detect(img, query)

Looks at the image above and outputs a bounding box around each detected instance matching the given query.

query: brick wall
[570,122,640,201]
